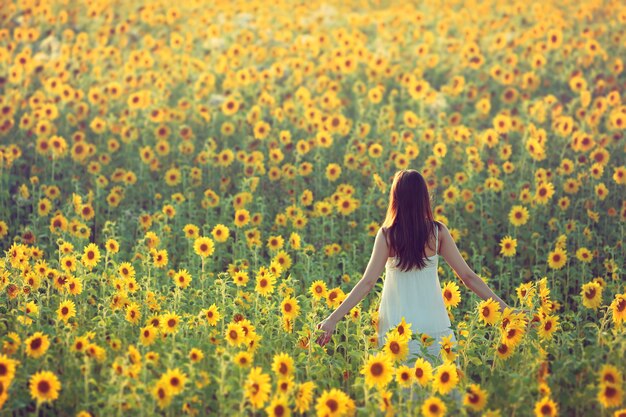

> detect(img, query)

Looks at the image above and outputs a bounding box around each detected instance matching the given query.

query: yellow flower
[361,351,394,389]
[203,304,221,326]
[255,272,276,297]
[152,379,173,409]
[280,296,300,320]
[271,352,294,378]
[537,314,559,340]
[499,236,517,257]
[193,236,215,258]
[432,361,459,395]
[160,368,187,396]
[547,247,567,270]
[441,281,461,308]
[314,388,350,417]
[244,367,272,409]
[233,351,253,368]
[534,396,558,417]
[421,395,447,417]
[598,364,623,387]
[477,298,501,326]
[0,354,19,383]
[575,247,593,263]
[309,280,327,300]
[57,300,76,323]
[463,383,488,411]
[211,224,230,242]
[581,281,603,310]
[508,205,529,227]
[25,332,50,358]
[382,332,409,363]
[234,209,251,227]
[597,383,623,409]
[173,269,192,289]
[395,365,413,388]
[412,357,433,386]
[265,394,291,417]
[325,163,342,182]
[225,322,245,347]
[29,370,61,404]
[294,381,316,414]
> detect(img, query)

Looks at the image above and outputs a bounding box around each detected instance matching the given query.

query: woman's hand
[315,317,337,347]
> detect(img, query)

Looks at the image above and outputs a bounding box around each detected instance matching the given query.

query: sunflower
[412,357,433,386]
[547,247,567,270]
[314,388,350,417]
[610,293,626,326]
[122,302,140,325]
[421,395,447,417]
[25,332,50,358]
[233,351,253,368]
[211,224,230,242]
[501,321,526,348]
[57,300,76,323]
[234,209,251,228]
[272,352,294,378]
[383,332,409,363]
[508,205,530,227]
[183,224,200,239]
[463,383,488,412]
[581,281,603,310]
[0,354,19,383]
[193,236,215,258]
[152,249,168,268]
[264,395,291,417]
[534,182,555,205]
[598,383,624,409]
[173,269,192,289]
[309,280,328,301]
[394,317,414,341]
[432,361,459,395]
[499,236,517,257]
[441,281,461,308]
[438,334,457,362]
[29,370,61,404]
[161,368,187,395]
[118,262,135,279]
[160,312,181,335]
[105,238,119,254]
[575,247,593,263]
[361,351,394,389]
[255,272,276,297]
[395,365,413,388]
[140,326,158,346]
[225,322,245,347]
[244,366,272,409]
[534,396,559,417]
[598,364,623,387]
[152,380,173,409]
[537,314,559,340]
[478,298,501,326]
[294,381,316,414]
[280,296,300,320]
[203,304,221,326]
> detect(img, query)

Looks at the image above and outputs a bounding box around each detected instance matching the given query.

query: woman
[315,169,512,366]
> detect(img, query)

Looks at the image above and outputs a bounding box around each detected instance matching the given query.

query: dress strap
[434,222,438,255]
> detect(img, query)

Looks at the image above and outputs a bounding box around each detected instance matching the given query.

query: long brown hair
[381,169,439,272]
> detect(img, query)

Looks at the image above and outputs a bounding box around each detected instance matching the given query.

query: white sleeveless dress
[377,222,457,366]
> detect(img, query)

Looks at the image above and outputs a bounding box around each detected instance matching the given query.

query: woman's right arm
[438,222,509,311]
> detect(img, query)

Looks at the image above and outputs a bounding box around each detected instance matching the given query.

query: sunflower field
[0,0,625,416]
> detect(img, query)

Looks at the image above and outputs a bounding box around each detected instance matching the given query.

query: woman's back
[377,222,454,363]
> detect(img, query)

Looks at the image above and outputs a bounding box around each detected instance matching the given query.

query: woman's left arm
[315,227,389,346]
